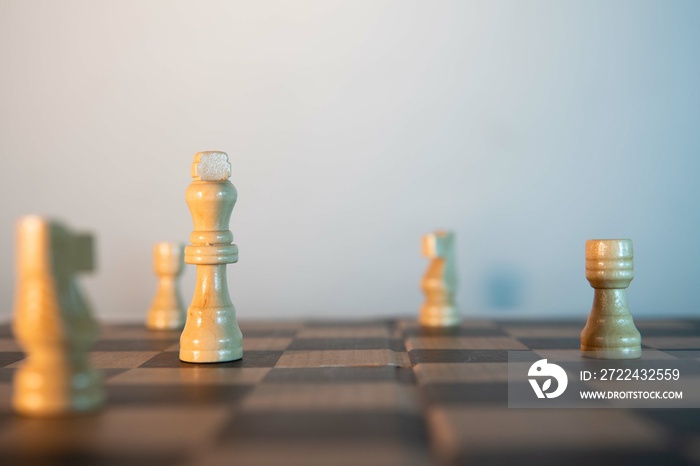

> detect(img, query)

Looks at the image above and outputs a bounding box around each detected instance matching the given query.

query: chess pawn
[180,152,243,363]
[146,242,186,330]
[12,217,104,416]
[581,239,641,359]
[420,230,460,327]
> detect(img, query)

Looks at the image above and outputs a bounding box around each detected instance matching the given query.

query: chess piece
[581,239,641,359]
[420,230,459,327]
[146,242,186,330]
[12,216,104,416]
[180,151,243,363]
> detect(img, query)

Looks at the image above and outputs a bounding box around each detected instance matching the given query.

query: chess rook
[12,217,104,416]
[179,152,243,363]
[581,239,642,359]
[146,242,186,330]
[420,230,460,327]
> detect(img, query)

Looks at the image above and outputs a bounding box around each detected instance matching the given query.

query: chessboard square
[140,351,283,368]
[198,439,430,466]
[239,321,303,335]
[397,319,500,331]
[636,319,699,334]
[219,411,427,443]
[287,338,405,352]
[99,325,181,341]
[644,337,700,350]
[406,337,527,351]
[503,325,583,338]
[240,329,300,339]
[402,326,509,337]
[0,406,231,461]
[93,339,175,352]
[241,382,419,413]
[276,350,410,368]
[637,409,700,436]
[0,339,21,352]
[428,407,667,462]
[296,326,392,339]
[498,319,583,327]
[107,383,252,406]
[263,367,415,384]
[90,351,160,369]
[663,350,700,359]
[107,367,270,385]
[517,337,581,350]
[0,352,25,367]
[243,337,293,351]
[422,382,508,406]
[460,447,688,466]
[303,319,392,328]
[0,448,187,465]
[93,406,231,453]
[408,349,509,364]
[414,362,508,384]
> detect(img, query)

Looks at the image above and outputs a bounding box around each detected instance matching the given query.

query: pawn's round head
[585,239,633,289]
[153,242,184,275]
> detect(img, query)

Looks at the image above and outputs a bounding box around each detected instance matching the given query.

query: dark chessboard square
[422,382,508,406]
[107,383,252,406]
[637,328,700,337]
[140,351,283,368]
[402,326,508,337]
[662,350,700,359]
[0,452,189,466]
[460,449,693,466]
[0,351,25,367]
[636,409,700,435]
[220,411,426,443]
[518,338,581,350]
[303,319,393,328]
[497,319,584,327]
[239,329,299,338]
[287,338,405,352]
[263,367,416,384]
[93,340,176,352]
[409,349,509,364]
[101,368,130,380]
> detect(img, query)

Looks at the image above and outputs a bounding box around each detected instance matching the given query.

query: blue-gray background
[1,1,698,321]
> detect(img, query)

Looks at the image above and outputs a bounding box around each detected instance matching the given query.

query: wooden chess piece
[12,216,104,416]
[146,242,186,330]
[179,151,243,363]
[581,239,642,359]
[420,230,460,327]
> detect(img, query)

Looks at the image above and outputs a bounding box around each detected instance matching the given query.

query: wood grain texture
[180,152,243,363]
[581,239,642,359]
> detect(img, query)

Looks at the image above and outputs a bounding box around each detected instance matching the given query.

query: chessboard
[2,318,700,466]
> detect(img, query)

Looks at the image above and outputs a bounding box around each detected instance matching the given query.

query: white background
[1,1,698,322]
